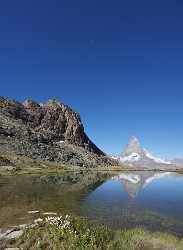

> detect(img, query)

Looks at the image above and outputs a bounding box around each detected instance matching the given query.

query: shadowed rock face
[0,97,116,167]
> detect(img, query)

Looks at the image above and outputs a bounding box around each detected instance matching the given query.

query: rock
[23,99,40,109]
[0,97,118,167]
[15,224,29,229]
[0,232,5,239]
[0,228,23,240]
[42,212,57,216]
[4,248,20,250]
[34,218,43,223]
[27,210,40,214]
[4,229,23,240]
[0,166,16,171]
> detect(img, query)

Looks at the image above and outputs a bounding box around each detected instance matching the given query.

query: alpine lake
[1,170,183,237]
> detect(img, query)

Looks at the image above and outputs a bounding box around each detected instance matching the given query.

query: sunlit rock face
[0,97,117,167]
[113,136,173,169]
[112,172,171,198]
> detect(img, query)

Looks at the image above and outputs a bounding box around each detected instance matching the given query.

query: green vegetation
[7,215,113,250]
[4,215,183,250]
[0,152,183,176]
[108,229,183,250]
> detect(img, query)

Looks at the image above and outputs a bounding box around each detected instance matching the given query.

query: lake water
[1,171,183,236]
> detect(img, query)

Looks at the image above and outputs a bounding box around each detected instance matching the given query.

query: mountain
[170,158,183,167]
[0,97,117,168]
[112,171,171,198]
[113,136,173,169]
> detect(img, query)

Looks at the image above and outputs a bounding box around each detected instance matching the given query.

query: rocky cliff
[0,97,116,167]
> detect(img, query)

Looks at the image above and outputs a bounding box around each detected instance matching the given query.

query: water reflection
[1,171,183,236]
[82,171,183,236]
[0,172,110,228]
[112,172,171,198]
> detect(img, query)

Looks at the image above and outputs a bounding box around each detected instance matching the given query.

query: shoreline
[1,214,183,250]
[1,165,183,177]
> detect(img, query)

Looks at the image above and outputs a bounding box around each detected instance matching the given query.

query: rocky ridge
[0,97,116,168]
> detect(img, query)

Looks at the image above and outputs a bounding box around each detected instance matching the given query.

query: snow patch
[119,153,141,162]
[144,149,171,164]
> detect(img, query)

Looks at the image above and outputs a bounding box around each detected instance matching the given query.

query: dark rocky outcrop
[0,97,116,167]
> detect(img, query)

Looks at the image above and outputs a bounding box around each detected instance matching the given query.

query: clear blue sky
[0,0,183,158]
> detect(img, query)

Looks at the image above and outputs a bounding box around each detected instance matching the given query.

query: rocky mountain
[0,97,116,168]
[113,136,173,169]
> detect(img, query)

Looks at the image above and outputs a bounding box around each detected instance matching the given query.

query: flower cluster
[45,215,71,229]
[45,215,77,236]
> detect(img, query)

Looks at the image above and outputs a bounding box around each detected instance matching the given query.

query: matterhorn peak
[122,136,145,157]
[114,136,172,169]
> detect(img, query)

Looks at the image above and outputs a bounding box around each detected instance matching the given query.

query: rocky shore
[1,214,183,250]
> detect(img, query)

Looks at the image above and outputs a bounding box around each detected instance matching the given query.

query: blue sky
[0,0,183,158]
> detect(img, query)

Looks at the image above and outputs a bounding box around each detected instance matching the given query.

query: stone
[34,218,43,223]
[28,210,40,214]
[4,229,23,239]
[0,228,23,240]
[0,166,16,171]
[42,212,57,215]
[4,248,20,250]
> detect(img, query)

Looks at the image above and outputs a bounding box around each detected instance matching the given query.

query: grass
[1,151,183,176]
[3,215,183,250]
[7,216,113,250]
[1,161,183,177]
[108,229,183,250]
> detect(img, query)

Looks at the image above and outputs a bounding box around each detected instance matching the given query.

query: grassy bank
[3,215,183,250]
[0,152,183,176]
[1,167,183,177]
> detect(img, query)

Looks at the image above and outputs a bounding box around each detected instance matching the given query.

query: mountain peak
[117,136,172,168]
[122,136,145,157]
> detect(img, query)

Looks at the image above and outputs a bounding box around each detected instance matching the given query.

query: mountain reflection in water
[111,172,171,198]
[1,171,183,236]
[82,171,183,236]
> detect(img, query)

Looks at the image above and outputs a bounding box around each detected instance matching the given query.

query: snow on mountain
[118,152,141,162]
[143,149,171,164]
[114,136,172,168]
